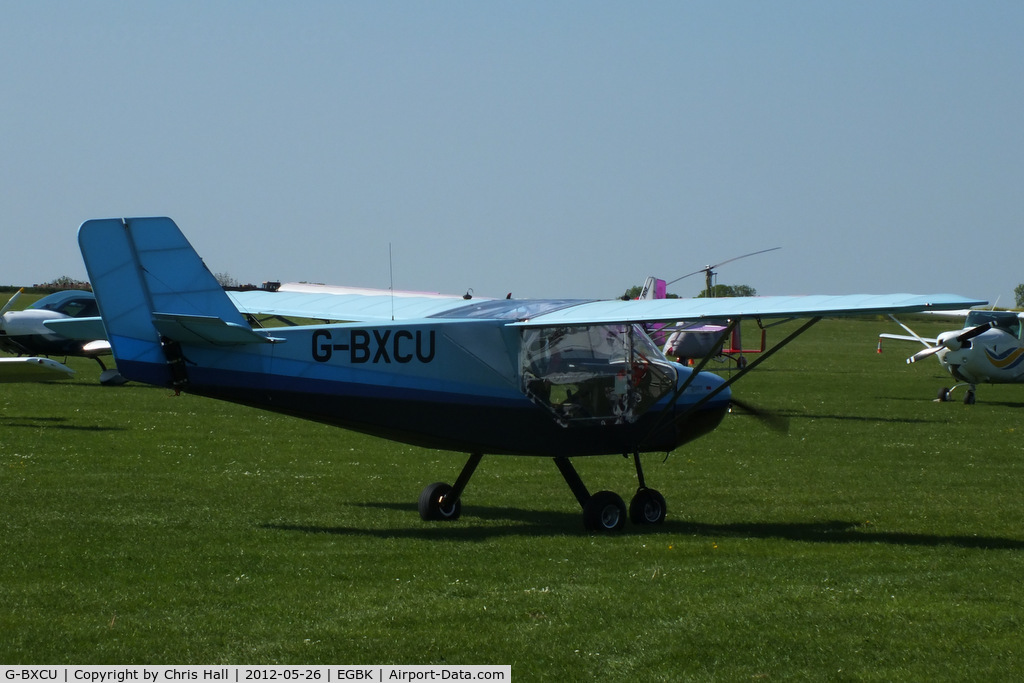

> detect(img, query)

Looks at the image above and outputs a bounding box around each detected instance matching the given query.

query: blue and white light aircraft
[77,217,986,531]
[879,310,1024,404]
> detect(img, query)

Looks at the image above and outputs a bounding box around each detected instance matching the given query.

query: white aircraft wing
[0,357,75,382]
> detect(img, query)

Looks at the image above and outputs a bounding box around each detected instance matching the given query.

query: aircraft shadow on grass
[885,395,1024,410]
[262,507,1024,549]
[770,410,942,425]
[0,416,122,431]
[974,400,1024,409]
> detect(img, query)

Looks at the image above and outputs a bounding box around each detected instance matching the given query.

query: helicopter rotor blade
[665,247,781,286]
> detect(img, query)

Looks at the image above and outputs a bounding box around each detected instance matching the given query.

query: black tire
[418,482,461,521]
[937,387,951,402]
[629,488,667,525]
[964,390,976,405]
[583,491,626,532]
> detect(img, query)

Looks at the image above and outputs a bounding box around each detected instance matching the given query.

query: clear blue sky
[3,1,1021,303]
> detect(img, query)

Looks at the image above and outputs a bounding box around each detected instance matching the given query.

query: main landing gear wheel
[583,491,627,532]
[418,482,461,521]
[629,488,667,525]
[937,387,951,402]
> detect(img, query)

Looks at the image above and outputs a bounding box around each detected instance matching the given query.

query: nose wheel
[936,383,977,404]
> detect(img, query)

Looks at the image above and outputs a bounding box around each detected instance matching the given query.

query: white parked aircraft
[879,310,1024,403]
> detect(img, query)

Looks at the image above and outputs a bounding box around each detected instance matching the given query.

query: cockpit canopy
[29,290,99,318]
[965,310,1023,340]
[520,323,677,426]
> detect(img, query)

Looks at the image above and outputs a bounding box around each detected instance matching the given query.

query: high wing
[513,294,986,327]
[230,286,985,328]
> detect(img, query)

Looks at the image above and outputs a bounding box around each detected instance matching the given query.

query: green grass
[2,315,1024,678]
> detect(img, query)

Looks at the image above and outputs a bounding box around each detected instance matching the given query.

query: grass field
[2,311,1023,678]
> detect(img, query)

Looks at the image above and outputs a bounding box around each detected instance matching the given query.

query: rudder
[78,217,248,385]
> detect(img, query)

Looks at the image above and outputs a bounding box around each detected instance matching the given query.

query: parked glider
[0,288,121,384]
[78,217,985,531]
[879,310,1024,403]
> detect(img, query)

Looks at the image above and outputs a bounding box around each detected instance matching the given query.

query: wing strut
[640,316,823,451]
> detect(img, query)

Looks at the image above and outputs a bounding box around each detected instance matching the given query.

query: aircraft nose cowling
[936,330,964,352]
[0,310,53,337]
[668,367,731,448]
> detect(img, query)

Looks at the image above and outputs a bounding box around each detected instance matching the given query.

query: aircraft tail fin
[78,217,251,386]
[638,277,667,300]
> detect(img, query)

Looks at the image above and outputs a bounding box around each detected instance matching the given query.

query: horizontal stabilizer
[43,316,108,341]
[152,313,285,347]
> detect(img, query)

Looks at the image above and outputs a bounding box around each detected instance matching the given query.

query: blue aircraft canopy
[431,298,592,321]
[29,290,99,318]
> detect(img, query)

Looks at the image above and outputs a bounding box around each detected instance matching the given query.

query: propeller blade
[729,396,789,434]
[956,322,992,342]
[907,346,943,364]
[0,288,24,316]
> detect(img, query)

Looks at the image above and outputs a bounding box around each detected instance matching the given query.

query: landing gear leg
[418,453,483,522]
[629,453,666,525]
[554,457,626,533]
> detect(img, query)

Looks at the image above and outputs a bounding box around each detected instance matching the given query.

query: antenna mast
[389,242,395,321]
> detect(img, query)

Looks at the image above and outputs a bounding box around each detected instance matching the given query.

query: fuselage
[0,290,98,357]
[938,311,1024,385]
[113,316,732,457]
[939,329,1024,384]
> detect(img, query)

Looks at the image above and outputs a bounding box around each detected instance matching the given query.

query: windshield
[519,323,676,426]
[31,292,99,318]
[965,310,1022,340]
[431,298,591,321]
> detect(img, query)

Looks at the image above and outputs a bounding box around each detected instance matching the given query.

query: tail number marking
[312,329,436,364]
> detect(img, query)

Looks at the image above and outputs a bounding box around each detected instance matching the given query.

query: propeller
[0,288,24,317]
[907,322,992,364]
[729,396,790,434]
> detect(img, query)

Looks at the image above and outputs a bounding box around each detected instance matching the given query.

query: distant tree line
[1016,284,1024,309]
[0,276,92,293]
